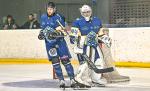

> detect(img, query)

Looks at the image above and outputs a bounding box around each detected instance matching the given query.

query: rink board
[0,28,150,67]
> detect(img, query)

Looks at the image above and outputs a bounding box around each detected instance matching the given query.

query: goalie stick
[82,54,114,73]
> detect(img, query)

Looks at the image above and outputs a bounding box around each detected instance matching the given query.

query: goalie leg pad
[75,62,91,86]
[91,66,107,84]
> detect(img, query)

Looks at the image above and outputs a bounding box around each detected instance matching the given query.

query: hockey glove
[47,31,65,40]
[38,30,45,40]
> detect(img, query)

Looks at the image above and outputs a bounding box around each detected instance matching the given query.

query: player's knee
[60,55,70,65]
[61,59,71,66]
[51,57,60,65]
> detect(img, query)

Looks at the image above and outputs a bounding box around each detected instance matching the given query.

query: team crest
[49,48,57,56]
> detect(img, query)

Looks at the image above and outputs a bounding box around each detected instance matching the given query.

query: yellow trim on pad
[0,58,150,68]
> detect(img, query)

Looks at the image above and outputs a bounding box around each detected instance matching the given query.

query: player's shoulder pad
[41,13,47,19]
[55,13,65,21]
[41,13,47,17]
[75,18,82,22]
[93,16,102,23]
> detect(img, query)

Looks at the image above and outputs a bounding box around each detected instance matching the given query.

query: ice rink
[0,64,150,91]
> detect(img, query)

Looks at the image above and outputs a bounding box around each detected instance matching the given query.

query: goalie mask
[80,5,92,21]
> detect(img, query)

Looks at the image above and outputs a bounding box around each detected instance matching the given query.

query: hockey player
[70,5,130,87]
[38,2,75,88]
[70,4,107,87]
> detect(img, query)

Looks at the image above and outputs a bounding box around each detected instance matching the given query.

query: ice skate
[74,80,91,88]
[59,80,65,88]
[74,77,91,88]
[91,77,107,87]
[70,79,76,88]
[92,81,105,87]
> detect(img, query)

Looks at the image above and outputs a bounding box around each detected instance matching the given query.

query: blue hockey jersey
[41,13,65,30]
[40,13,71,60]
[72,16,102,35]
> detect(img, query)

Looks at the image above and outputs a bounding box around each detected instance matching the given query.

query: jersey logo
[81,26,89,31]
[49,48,57,56]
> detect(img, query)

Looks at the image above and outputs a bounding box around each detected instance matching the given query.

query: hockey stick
[82,54,114,73]
[56,19,69,35]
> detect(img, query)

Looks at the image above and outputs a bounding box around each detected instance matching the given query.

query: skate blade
[73,82,91,88]
[73,88,89,90]
[92,81,105,87]
[73,84,90,90]
[60,84,65,88]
